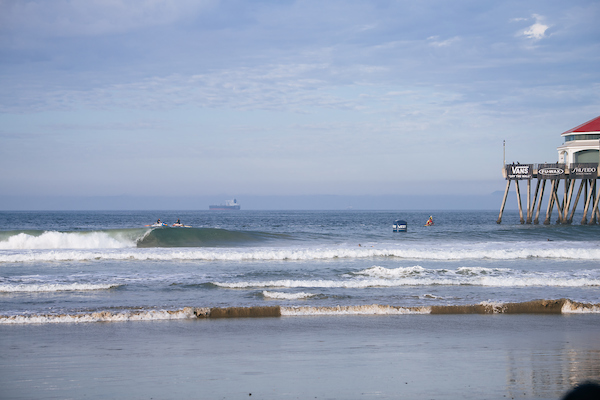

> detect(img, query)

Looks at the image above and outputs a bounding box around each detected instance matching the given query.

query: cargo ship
[209,199,241,210]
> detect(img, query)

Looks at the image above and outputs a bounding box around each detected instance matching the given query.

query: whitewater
[1,210,599,323]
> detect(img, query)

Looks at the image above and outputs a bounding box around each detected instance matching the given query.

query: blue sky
[1,0,599,200]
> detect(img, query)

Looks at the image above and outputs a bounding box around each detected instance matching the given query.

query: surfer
[144,219,164,227]
[425,216,434,226]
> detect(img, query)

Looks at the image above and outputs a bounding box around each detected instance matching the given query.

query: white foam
[479,300,507,313]
[0,231,135,250]
[355,265,426,277]
[476,276,599,287]
[456,266,513,274]
[561,300,600,314]
[216,279,400,289]
[262,291,316,300]
[421,293,448,300]
[0,308,199,324]
[0,283,120,293]
[281,304,430,316]
[3,242,600,263]
[213,269,600,289]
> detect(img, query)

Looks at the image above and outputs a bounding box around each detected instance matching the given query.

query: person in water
[175,219,181,224]
[156,219,161,224]
[425,216,434,226]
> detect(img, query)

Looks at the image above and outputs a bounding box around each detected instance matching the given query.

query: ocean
[1,210,599,399]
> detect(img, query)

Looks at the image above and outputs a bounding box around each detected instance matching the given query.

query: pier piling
[581,179,595,224]
[567,179,585,224]
[590,188,600,225]
[496,180,511,224]
[515,180,524,224]
[533,179,545,224]
[544,180,556,225]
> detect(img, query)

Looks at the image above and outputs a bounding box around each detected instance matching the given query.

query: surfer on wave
[172,219,184,227]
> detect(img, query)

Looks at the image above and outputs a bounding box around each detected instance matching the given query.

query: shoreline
[2,299,600,324]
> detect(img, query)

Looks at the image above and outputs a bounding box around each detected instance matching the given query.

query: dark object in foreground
[562,382,600,400]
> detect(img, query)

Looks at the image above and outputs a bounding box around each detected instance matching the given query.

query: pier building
[557,115,600,165]
[497,115,600,224]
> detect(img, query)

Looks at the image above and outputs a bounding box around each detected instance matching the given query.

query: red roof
[561,115,600,135]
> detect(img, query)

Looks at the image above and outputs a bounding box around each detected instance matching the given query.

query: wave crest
[4,243,600,263]
[0,231,136,250]
[0,283,121,293]
[0,307,201,324]
[213,265,600,289]
[262,291,316,300]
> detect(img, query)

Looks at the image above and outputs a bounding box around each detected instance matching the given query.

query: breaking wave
[262,291,317,300]
[1,300,598,324]
[0,283,121,293]
[0,307,204,324]
[0,227,277,252]
[213,265,600,289]
[3,243,600,263]
[136,227,276,248]
[0,230,138,250]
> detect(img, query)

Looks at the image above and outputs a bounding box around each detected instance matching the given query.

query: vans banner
[506,164,533,180]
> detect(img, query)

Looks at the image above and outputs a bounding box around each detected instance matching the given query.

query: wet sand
[1,314,599,399]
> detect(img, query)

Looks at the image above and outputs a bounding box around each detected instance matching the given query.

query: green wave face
[136,227,274,248]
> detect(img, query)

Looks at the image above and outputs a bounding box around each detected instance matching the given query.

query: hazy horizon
[0,191,527,211]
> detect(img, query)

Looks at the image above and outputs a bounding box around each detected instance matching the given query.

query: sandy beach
[2,314,599,400]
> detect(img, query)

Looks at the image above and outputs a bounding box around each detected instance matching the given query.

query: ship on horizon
[209,199,241,210]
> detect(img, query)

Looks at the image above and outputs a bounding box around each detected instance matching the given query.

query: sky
[1,0,599,205]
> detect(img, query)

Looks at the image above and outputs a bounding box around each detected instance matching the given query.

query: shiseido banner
[569,163,599,178]
[506,164,533,180]
[538,163,565,179]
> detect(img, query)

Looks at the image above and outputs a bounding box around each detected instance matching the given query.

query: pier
[497,163,599,224]
[497,115,600,224]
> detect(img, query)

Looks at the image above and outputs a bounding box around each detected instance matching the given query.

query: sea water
[1,210,599,399]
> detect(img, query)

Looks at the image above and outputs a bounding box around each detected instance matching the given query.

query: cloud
[520,14,550,40]
[42,120,167,132]
[358,24,378,32]
[427,36,460,47]
[0,63,382,113]
[0,0,213,37]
